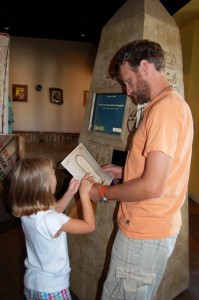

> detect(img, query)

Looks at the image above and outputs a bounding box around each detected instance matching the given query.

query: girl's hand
[55,177,80,212]
[67,177,80,197]
[79,173,95,195]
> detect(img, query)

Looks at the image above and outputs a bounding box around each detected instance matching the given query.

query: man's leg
[102,231,177,300]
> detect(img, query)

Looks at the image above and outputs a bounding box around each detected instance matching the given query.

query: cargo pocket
[114,266,156,299]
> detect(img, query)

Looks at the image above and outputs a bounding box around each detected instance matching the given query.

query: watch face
[100,196,108,203]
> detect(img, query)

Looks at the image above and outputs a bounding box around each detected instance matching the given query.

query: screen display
[90,93,127,135]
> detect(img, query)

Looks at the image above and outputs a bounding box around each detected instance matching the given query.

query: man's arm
[90,151,172,202]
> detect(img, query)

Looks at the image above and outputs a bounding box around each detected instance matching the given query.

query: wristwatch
[99,185,109,203]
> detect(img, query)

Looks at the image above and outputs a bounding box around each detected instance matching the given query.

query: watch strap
[99,185,108,197]
[99,185,108,202]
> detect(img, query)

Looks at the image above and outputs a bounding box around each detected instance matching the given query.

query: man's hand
[102,164,123,179]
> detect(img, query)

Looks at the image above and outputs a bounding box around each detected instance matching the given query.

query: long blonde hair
[9,156,56,217]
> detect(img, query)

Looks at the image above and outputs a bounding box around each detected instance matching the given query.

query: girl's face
[51,170,57,195]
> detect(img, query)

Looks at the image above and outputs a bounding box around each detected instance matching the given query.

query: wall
[9,37,96,133]
[179,20,199,202]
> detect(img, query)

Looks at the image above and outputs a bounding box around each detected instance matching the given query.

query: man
[90,40,193,300]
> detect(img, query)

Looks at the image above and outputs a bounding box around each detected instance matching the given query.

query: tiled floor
[0,142,199,300]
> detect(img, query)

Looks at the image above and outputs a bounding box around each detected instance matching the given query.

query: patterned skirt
[24,288,72,300]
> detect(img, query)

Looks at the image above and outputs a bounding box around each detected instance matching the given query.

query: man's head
[109,40,165,105]
[110,39,165,81]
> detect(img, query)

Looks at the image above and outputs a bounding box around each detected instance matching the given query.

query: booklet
[61,143,114,185]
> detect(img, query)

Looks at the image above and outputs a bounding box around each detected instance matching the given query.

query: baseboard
[13,131,80,143]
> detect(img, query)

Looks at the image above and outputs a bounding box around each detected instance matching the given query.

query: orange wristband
[99,185,109,203]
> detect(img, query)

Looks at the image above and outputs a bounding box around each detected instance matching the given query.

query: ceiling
[0,0,194,46]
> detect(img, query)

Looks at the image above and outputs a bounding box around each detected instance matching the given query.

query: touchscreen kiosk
[89,93,127,135]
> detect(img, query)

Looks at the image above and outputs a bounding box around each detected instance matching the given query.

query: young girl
[8,156,95,300]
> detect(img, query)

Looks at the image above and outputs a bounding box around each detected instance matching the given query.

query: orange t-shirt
[117,90,193,239]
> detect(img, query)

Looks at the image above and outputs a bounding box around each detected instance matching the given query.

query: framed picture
[12,84,28,102]
[49,88,63,105]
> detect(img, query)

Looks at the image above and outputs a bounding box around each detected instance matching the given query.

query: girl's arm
[55,177,80,213]
[58,174,96,235]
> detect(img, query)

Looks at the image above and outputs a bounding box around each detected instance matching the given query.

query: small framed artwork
[12,84,28,102]
[49,88,63,105]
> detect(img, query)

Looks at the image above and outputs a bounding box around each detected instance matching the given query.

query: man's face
[120,61,150,105]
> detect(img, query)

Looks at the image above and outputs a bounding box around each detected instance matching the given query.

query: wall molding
[13,131,80,143]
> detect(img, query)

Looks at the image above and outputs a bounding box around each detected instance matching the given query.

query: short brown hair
[9,157,56,217]
[109,39,165,81]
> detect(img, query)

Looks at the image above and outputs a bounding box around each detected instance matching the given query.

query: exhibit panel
[0,135,25,221]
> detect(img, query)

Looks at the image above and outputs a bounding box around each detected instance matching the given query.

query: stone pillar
[0,34,10,134]
[68,1,189,299]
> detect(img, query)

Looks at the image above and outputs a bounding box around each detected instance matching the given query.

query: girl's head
[9,156,57,217]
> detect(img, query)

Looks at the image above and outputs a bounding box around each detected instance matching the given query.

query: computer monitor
[89,93,127,136]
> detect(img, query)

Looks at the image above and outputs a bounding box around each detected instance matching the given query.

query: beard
[130,74,150,105]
